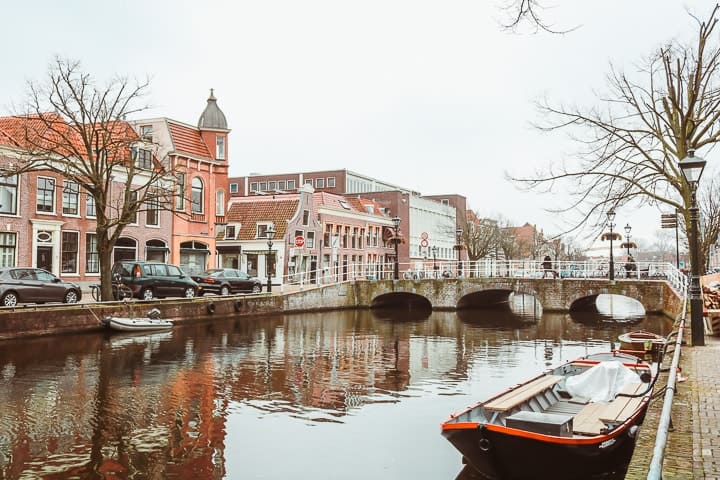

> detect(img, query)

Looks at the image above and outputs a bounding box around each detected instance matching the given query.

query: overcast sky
[0,0,713,249]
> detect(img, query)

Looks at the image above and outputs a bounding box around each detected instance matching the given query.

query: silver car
[0,267,82,306]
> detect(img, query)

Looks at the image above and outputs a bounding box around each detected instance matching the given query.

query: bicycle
[90,276,133,301]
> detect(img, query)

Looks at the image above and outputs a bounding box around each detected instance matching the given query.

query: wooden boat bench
[572,382,646,435]
[485,375,563,412]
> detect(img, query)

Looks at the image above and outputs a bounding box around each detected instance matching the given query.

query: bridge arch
[569,293,646,321]
[371,292,432,310]
[457,289,513,309]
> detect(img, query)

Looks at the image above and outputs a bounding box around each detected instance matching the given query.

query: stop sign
[295,235,305,247]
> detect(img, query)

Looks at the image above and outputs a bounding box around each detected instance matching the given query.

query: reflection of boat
[108,331,173,348]
[618,330,667,360]
[441,352,655,480]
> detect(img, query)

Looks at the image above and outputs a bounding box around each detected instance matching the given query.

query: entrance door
[37,246,53,272]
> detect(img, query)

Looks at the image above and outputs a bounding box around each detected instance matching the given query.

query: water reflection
[0,309,672,479]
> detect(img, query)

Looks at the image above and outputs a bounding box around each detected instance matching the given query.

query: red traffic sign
[294,236,305,247]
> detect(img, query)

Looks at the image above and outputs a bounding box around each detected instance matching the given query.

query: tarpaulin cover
[565,361,640,403]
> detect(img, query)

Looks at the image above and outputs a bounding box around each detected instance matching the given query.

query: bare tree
[4,58,179,300]
[510,5,720,272]
[699,176,720,269]
[499,0,576,34]
[464,214,501,261]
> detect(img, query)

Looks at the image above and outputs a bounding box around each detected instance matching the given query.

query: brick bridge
[292,278,684,317]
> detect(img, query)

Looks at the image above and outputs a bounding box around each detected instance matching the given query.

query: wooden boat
[618,330,667,362]
[104,316,173,331]
[441,352,656,480]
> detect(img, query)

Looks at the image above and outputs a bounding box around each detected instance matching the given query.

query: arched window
[216,189,225,216]
[191,177,204,213]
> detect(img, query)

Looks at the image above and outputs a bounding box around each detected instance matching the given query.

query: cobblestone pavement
[626,334,720,479]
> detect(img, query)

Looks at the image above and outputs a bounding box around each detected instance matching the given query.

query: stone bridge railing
[283,277,685,318]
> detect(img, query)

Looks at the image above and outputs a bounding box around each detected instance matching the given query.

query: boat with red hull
[441,352,656,480]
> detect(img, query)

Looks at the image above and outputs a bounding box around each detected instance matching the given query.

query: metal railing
[272,259,686,296]
[646,287,687,480]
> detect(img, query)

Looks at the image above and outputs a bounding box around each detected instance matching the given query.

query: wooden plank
[572,402,607,435]
[485,375,563,411]
[598,383,646,423]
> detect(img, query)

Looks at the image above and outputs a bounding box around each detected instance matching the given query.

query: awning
[179,248,211,254]
[216,245,242,254]
[146,246,170,252]
[382,226,406,244]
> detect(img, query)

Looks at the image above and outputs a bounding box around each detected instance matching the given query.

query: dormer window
[225,225,236,239]
[135,148,153,170]
[140,125,153,143]
[216,136,225,160]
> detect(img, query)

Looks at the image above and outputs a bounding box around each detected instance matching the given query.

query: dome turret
[198,88,228,130]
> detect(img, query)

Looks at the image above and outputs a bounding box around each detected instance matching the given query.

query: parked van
[111,261,198,301]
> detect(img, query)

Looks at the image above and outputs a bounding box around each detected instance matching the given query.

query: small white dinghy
[103,308,173,332]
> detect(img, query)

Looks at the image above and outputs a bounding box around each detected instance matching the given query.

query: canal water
[0,307,671,479]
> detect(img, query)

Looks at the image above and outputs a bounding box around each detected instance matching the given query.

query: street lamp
[392,216,401,280]
[607,209,616,281]
[265,224,276,293]
[624,223,632,256]
[456,228,463,277]
[679,149,707,346]
[431,245,438,278]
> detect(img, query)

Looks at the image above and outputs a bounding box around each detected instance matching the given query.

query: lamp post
[624,223,632,256]
[456,228,463,277]
[607,209,616,281]
[265,224,276,293]
[431,245,438,278]
[392,216,401,280]
[679,149,707,346]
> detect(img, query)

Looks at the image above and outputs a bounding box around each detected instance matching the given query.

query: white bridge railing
[276,259,687,298]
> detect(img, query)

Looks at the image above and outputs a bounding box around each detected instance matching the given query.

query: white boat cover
[565,361,641,402]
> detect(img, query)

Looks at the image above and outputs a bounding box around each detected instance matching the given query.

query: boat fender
[207,302,216,314]
[234,299,242,312]
[478,437,490,452]
[628,425,639,439]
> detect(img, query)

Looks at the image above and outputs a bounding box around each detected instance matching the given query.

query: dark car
[111,261,198,301]
[191,268,263,295]
[0,267,82,307]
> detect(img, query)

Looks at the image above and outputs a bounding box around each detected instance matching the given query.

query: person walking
[542,255,556,279]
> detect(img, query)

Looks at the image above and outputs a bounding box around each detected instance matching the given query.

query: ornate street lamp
[265,224,276,293]
[679,149,707,346]
[607,209,616,281]
[392,216,401,280]
[431,245,438,278]
[624,224,632,256]
[456,228,463,277]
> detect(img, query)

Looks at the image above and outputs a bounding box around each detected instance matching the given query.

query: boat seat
[484,375,563,412]
[598,382,647,423]
[572,402,607,435]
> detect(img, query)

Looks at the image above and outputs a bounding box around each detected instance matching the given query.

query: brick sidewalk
[626,334,720,479]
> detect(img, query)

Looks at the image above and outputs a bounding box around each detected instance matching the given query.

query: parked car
[191,268,262,295]
[111,261,198,301]
[0,267,82,306]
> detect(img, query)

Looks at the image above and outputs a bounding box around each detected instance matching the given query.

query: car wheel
[252,284,261,294]
[184,287,196,298]
[220,285,230,296]
[64,290,79,304]
[141,288,154,301]
[2,292,18,307]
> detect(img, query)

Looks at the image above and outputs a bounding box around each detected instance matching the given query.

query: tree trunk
[97,228,115,301]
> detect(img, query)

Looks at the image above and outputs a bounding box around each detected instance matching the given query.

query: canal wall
[0,278,683,340]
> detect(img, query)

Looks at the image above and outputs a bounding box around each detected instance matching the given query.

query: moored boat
[104,316,174,331]
[618,330,667,362]
[441,352,656,480]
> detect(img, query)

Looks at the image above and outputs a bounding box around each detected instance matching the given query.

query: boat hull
[105,317,173,332]
[443,410,645,480]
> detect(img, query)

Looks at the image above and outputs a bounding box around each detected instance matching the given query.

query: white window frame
[62,180,80,216]
[36,177,56,214]
[61,230,79,274]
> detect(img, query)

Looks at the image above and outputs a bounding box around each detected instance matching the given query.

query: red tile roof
[225,197,300,240]
[167,121,212,160]
[0,114,137,160]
